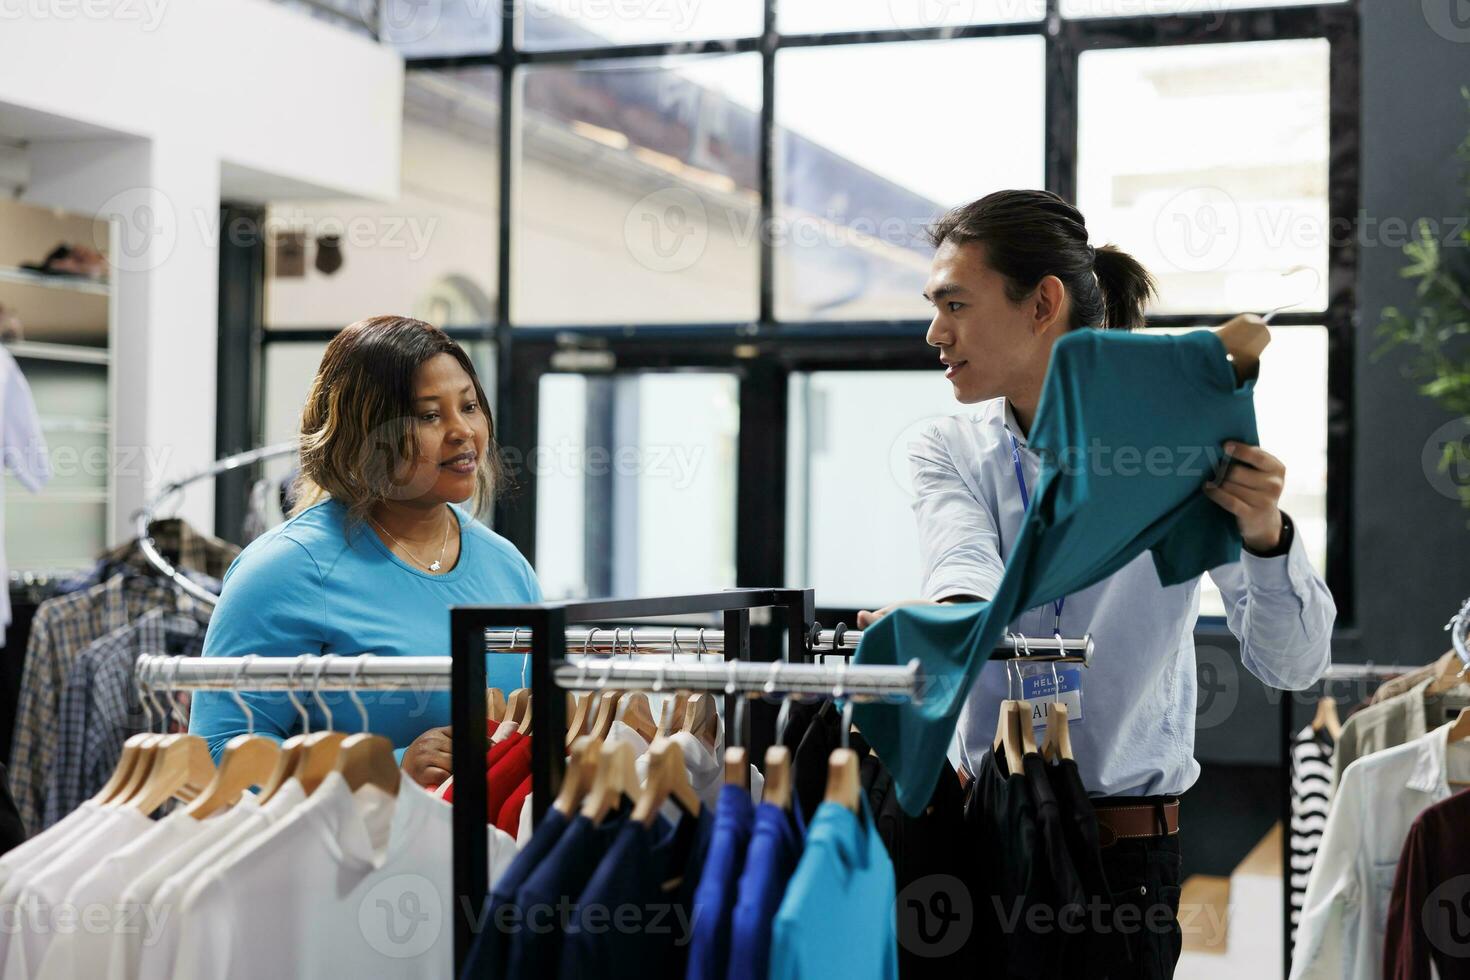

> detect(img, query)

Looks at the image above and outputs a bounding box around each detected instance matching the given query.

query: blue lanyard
[1009,432,1065,633]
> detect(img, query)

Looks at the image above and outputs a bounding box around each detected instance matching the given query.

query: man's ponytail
[1091,244,1156,331]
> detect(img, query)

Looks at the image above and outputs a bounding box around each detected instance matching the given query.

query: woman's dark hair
[928,189,1157,331]
[292,315,507,525]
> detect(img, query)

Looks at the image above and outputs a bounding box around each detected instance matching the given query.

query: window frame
[247,0,1360,625]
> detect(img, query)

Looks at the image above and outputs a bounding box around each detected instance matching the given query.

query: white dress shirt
[912,398,1336,796]
[1290,724,1470,980]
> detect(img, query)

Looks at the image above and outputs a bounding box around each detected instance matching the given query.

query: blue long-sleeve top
[188,498,541,762]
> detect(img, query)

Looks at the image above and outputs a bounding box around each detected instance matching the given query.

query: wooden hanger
[1311,696,1343,740]
[657,692,690,739]
[1041,702,1073,762]
[587,690,621,742]
[516,695,534,735]
[724,747,750,789]
[993,701,1024,774]
[1213,315,1271,384]
[1018,701,1039,757]
[555,737,600,816]
[184,735,280,819]
[494,689,530,742]
[634,737,700,826]
[566,693,593,747]
[581,738,639,825]
[256,735,308,804]
[94,733,159,805]
[823,747,861,812]
[486,688,507,724]
[621,692,659,744]
[681,693,714,736]
[287,731,348,796]
[335,733,400,795]
[127,736,216,815]
[762,745,792,810]
[1426,652,1467,696]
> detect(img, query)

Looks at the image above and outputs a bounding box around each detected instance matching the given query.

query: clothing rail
[553,657,924,702]
[134,653,452,691]
[134,441,299,607]
[485,624,1094,664]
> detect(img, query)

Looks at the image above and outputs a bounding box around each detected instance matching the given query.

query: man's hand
[1204,441,1286,552]
[401,725,453,787]
[856,599,937,629]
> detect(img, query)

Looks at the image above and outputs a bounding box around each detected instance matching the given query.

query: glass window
[1149,325,1327,617]
[786,370,968,610]
[779,0,1042,35]
[266,69,500,331]
[513,55,762,325]
[1063,0,1343,16]
[380,0,500,57]
[535,372,738,599]
[520,0,761,51]
[1077,40,1330,315]
[775,36,1045,321]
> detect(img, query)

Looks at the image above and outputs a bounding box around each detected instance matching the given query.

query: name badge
[1016,662,1084,728]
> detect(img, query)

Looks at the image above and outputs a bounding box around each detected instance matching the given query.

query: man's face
[923,240,1043,405]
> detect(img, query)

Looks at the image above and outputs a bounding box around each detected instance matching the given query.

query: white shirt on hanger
[132,780,306,980]
[1291,723,1470,980]
[101,795,262,980]
[2,806,153,976]
[169,771,517,980]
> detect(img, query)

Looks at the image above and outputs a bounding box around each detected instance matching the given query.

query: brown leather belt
[1093,798,1180,847]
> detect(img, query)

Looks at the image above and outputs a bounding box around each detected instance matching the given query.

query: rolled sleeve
[1209,516,1336,691]
[911,425,1004,603]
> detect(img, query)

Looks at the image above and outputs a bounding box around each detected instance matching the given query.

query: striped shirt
[1289,722,1335,943]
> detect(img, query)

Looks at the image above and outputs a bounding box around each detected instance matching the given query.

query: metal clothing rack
[1277,658,1447,979]
[133,441,299,606]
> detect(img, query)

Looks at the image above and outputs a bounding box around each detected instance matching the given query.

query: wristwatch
[1244,511,1293,559]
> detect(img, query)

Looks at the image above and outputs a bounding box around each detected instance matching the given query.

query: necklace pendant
[428,560,442,572]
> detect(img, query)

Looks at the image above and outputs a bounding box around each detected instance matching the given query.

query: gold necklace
[372,506,452,572]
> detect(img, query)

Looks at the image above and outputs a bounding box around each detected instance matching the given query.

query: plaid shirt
[43,610,206,828]
[7,522,236,835]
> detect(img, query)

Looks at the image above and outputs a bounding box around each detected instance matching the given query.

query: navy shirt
[688,785,755,980]
[562,807,714,980]
[462,807,570,980]
[507,809,626,979]
[728,802,804,980]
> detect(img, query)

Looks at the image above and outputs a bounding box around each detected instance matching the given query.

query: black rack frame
[447,587,814,973]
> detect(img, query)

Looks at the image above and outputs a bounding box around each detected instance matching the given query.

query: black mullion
[495,0,516,519]
[1323,4,1359,630]
[1045,0,1078,202]
[1069,4,1354,50]
[759,0,776,326]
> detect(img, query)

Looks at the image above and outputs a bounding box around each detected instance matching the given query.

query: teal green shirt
[188,498,540,761]
[854,328,1269,814]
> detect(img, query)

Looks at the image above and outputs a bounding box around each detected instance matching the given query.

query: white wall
[0,0,403,539]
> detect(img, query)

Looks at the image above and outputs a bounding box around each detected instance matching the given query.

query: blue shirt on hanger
[728,801,804,980]
[770,797,897,980]
[687,784,755,980]
[462,806,570,980]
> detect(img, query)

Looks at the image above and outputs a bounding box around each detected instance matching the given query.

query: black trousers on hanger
[1097,831,1183,980]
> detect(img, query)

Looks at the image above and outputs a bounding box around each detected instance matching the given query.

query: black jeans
[1097,830,1184,980]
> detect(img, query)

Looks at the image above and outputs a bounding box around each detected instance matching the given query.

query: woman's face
[396,353,491,506]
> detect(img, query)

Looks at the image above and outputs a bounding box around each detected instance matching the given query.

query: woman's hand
[400,725,454,787]
[1204,441,1286,552]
